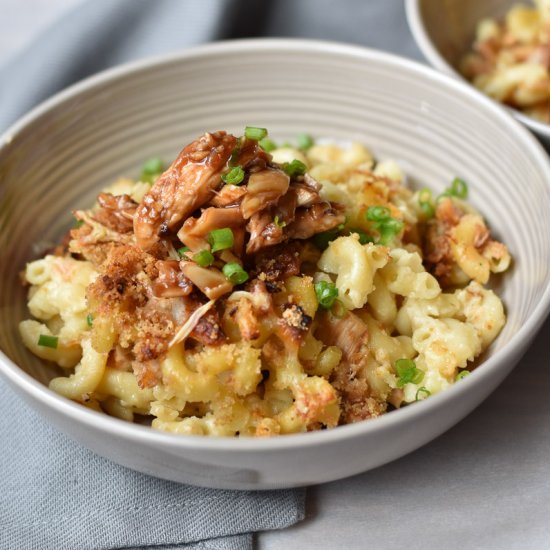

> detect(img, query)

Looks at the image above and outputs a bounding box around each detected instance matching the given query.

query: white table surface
[3,2,550,549]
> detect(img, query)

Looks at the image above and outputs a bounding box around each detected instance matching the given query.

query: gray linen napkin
[0,1,417,548]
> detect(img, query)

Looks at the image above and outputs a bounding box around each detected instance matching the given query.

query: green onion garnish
[450,177,468,199]
[366,205,392,222]
[221,166,245,185]
[223,262,249,285]
[273,215,286,228]
[208,228,234,252]
[73,219,84,228]
[415,386,431,401]
[314,281,339,309]
[456,370,470,381]
[365,205,404,245]
[350,228,374,245]
[282,159,307,178]
[259,137,277,152]
[418,188,435,218]
[395,358,424,387]
[38,334,58,349]
[312,227,341,250]
[86,314,93,327]
[244,126,268,141]
[141,157,164,183]
[178,246,190,257]
[193,250,215,267]
[296,133,314,151]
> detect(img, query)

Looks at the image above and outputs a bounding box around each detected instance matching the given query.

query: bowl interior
[1,40,549,415]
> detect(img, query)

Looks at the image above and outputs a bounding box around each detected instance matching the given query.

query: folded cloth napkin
[0,1,419,548]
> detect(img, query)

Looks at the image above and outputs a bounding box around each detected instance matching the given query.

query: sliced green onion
[178,246,190,257]
[282,159,307,178]
[450,177,468,199]
[415,386,431,401]
[456,370,470,381]
[365,205,403,244]
[418,188,435,218]
[193,250,215,267]
[312,228,341,250]
[349,228,374,245]
[366,205,392,222]
[395,358,424,387]
[73,219,84,228]
[86,314,93,327]
[244,126,268,141]
[296,133,314,151]
[208,228,234,252]
[141,157,164,183]
[378,218,404,245]
[221,166,245,185]
[223,262,249,284]
[259,137,277,152]
[314,281,339,309]
[38,334,58,349]
[273,215,286,229]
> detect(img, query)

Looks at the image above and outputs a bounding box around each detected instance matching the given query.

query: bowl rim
[404,0,550,138]
[2,37,550,452]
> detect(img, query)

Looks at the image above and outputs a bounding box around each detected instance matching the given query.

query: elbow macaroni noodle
[19,137,511,436]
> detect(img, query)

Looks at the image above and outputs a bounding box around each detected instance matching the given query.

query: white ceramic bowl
[1,39,550,490]
[406,0,550,147]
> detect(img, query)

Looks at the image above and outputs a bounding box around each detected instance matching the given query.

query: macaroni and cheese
[19,129,511,436]
[461,0,550,123]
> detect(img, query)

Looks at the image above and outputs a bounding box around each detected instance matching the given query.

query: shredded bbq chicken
[69,130,347,391]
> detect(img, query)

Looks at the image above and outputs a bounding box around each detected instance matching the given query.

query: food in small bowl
[18,127,511,437]
[1,39,549,489]
[406,0,550,145]
[460,1,550,124]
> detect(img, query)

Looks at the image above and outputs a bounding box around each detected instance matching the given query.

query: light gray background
[2,1,550,549]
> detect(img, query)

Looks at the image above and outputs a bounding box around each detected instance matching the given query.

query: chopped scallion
[366,205,392,222]
[273,215,286,228]
[415,386,431,401]
[38,334,58,349]
[193,249,215,267]
[223,262,249,284]
[296,133,314,151]
[221,166,245,185]
[450,177,468,199]
[395,358,424,387]
[141,157,164,183]
[244,126,268,141]
[208,228,234,252]
[456,370,470,381]
[418,188,435,218]
[86,314,93,327]
[178,246,190,257]
[365,205,403,245]
[282,159,307,178]
[314,280,339,309]
[259,137,277,152]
